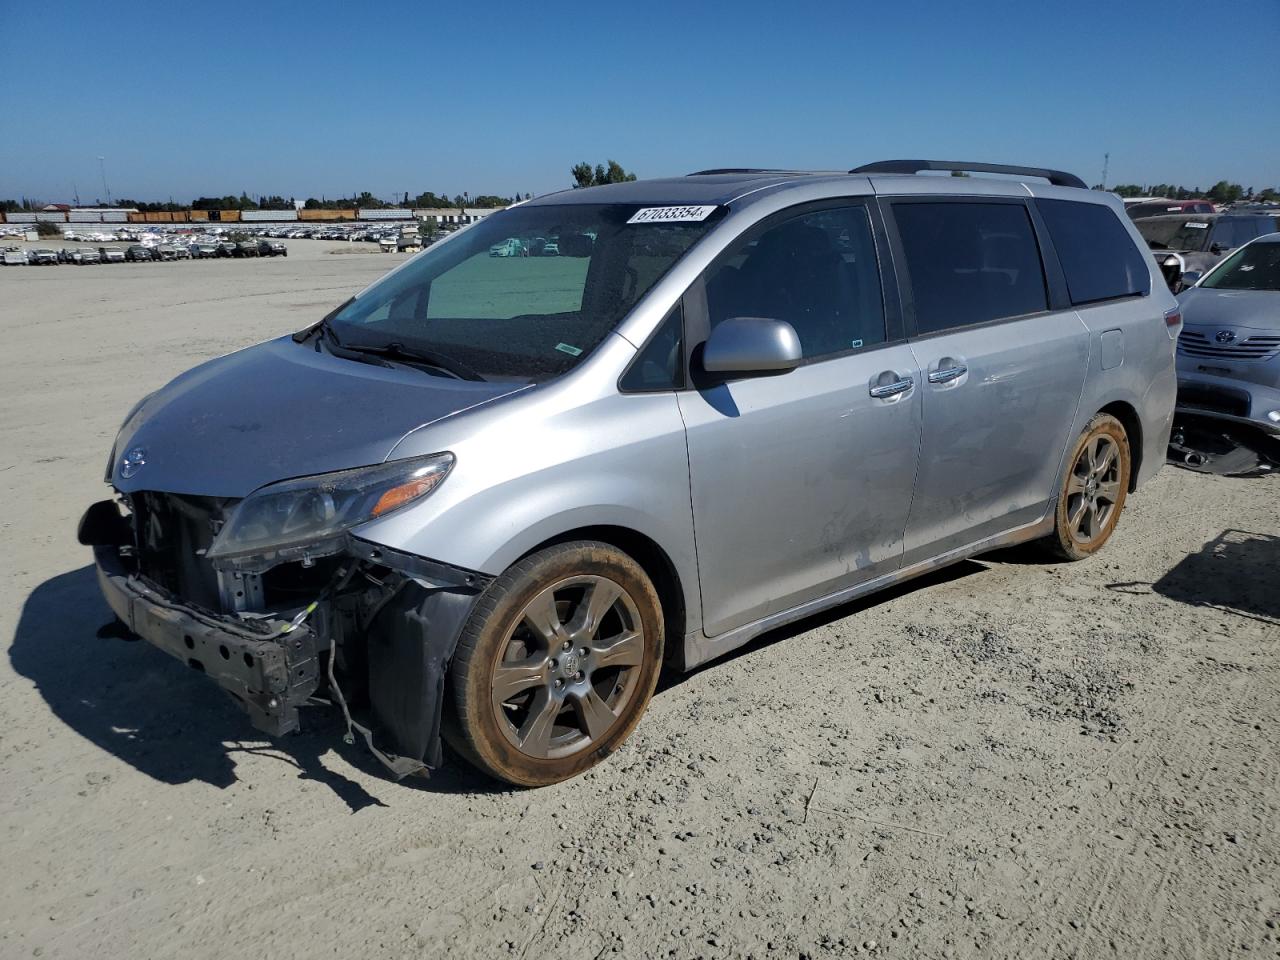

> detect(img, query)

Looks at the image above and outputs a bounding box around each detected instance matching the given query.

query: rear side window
[705,204,885,360]
[892,201,1048,335]
[1214,218,1269,250]
[1038,199,1151,305]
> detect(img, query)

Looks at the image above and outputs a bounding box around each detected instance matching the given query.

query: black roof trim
[850,159,1087,190]
[687,168,810,176]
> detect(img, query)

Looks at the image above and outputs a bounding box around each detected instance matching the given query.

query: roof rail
[687,168,808,176]
[850,159,1087,190]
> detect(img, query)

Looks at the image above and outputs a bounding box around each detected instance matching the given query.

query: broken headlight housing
[206,452,454,563]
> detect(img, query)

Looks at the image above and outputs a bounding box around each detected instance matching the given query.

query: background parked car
[71,248,100,265]
[125,245,153,262]
[1136,213,1280,274]
[29,248,59,265]
[98,246,125,263]
[2,249,27,266]
[233,240,259,257]
[1127,199,1216,220]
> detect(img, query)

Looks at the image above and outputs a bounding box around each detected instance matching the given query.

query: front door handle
[869,377,914,399]
[927,356,968,384]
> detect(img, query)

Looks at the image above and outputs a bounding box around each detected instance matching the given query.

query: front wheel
[1040,413,1131,560]
[448,542,664,786]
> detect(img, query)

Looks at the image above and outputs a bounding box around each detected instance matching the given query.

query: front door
[679,202,922,637]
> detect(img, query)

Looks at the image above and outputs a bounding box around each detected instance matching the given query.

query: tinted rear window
[1038,199,1151,305]
[892,201,1047,334]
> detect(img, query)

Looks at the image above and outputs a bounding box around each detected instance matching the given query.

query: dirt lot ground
[1,243,1277,960]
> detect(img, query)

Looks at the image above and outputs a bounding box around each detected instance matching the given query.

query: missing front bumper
[93,544,320,736]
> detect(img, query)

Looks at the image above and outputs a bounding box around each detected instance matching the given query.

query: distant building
[414,207,501,226]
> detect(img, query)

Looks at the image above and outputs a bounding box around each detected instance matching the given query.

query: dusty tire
[448,541,664,787]
[1039,413,1131,561]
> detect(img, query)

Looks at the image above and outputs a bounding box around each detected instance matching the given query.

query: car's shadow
[13,560,992,808]
[1109,528,1280,625]
[7,565,505,811]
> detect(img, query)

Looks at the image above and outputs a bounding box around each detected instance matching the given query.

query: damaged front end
[78,487,489,779]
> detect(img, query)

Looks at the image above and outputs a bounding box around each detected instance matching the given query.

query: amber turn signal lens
[371,475,441,517]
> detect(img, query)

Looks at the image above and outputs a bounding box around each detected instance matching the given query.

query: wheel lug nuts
[554,678,564,689]
[562,640,571,650]
[579,648,589,657]
[575,671,584,681]
[549,659,558,669]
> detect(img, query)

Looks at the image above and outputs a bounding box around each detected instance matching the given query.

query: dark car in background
[233,240,259,258]
[1137,213,1280,275]
[125,245,153,262]
[1127,199,1215,220]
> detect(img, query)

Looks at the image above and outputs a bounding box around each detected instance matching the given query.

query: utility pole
[98,156,112,206]
[1101,153,1109,191]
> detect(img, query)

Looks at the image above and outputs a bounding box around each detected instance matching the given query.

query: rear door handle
[869,377,914,399]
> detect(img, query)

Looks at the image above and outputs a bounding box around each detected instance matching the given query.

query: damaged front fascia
[236,535,491,780]
[86,493,491,780]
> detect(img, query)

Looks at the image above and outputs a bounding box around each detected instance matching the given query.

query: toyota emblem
[119,446,148,478]
[1215,330,1236,344]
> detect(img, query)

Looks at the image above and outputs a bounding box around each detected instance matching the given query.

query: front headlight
[206,452,454,562]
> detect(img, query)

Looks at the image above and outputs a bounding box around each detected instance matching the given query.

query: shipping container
[298,208,357,221]
[358,208,413,221]
[240,209,299,222]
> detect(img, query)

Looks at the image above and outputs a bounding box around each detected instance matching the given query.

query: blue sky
[2,0,1277,204]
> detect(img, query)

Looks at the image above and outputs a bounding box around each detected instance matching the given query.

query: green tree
[1207,181,1244,204]
[571,159,637,188]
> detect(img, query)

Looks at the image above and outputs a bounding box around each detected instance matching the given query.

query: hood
[1178,287,1280,332]
[111,336,526,498]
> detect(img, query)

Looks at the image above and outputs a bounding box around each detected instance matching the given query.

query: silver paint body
[110,173,1178,669]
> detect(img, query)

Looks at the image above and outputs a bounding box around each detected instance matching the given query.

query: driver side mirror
[701,317,802,377]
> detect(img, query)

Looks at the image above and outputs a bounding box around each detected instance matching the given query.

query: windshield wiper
[338,340,486,382]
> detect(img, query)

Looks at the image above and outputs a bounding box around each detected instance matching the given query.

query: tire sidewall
[452,542,664,787]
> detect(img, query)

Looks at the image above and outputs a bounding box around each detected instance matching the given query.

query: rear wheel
[448,541,664,786]
[1040,413,1131,560]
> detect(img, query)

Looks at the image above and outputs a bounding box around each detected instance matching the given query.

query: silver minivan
[80,161,1179,786]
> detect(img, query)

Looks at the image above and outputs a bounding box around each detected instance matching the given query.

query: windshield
[1137,218,1212,251]
[1202,241,1280,291]
[329,202,724,381]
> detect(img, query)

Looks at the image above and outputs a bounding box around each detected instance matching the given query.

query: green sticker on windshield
[555,342,583,357]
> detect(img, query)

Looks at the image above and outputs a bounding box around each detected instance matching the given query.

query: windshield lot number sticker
[628,206,717,224]
[556,342,583,357]
[1184,221,1208,229]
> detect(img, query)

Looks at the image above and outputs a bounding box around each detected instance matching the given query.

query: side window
[1037,199,1151,305]
[1217,218,1266,249]
[705,205,885,360]
[620,304,684,392]
[892,201,1048,334]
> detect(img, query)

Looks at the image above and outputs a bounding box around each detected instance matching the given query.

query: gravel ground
[1,243,1277,960]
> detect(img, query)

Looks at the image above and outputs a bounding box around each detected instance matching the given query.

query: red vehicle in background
[1127,198,1216,220]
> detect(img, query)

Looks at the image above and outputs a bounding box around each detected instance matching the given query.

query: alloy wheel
[490,575,645,760]
[1065,435,1122,543]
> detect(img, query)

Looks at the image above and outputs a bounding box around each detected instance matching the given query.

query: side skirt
[682,511,1055,670]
